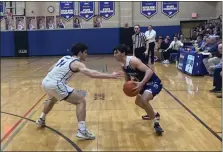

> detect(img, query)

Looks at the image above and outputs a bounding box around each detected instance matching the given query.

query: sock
[153,117,159,124]
[78,121,86,131]
[40,112,46,120]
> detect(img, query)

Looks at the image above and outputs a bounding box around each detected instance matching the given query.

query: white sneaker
[76,129,96,140]
[36,118,46,127]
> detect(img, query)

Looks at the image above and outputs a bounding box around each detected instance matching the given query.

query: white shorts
[42,78,74,101]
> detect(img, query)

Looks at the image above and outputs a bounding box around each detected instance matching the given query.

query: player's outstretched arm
[70,61,123,79]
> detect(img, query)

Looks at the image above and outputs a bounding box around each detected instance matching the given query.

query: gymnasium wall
[0,25,180,57]
[132,1,217,26]
[0,1,220,57]
[216,1,222,17]
[4,1,221,28]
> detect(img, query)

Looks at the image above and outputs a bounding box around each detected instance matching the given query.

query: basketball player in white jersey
[36,43,123,140]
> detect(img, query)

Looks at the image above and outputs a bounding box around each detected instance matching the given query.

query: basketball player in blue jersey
[36,43,123,140]
[113,44,164,135]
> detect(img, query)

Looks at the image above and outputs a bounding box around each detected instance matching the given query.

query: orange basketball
[123,81,138,97]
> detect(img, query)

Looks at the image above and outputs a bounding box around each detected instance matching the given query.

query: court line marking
[163,87,222,142]
[1,111,37,151]
[1,111,83,152]
[1,94,46,143]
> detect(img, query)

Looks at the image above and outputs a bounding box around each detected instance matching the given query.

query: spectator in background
[155,36,163,61]
[216,71,222,98]
[210,63,222,93]
[191,30,197,40]
[160,38,170,64]
[145,25,156,65]
[202,36,218,53]
[163,36,184,63]
[196,35,203,48]
[166,36,171,41]
[202,36,218,74]
[207,43,222,74]
[179,34,186,43]
[199,35,208,51]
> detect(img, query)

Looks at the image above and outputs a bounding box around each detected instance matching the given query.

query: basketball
[123,81,138,97]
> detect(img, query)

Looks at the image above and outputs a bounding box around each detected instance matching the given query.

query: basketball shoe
[142,112,160,120]
[76,129,96,140]
[154,122,164,135]
[36,118,46,127]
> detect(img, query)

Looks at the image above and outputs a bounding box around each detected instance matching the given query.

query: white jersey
[44,56,79,83]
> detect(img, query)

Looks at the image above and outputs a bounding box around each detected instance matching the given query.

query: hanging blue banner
[141,1,157,18]
[79,2,95,21]
[60,1,74,21]
[0,1,4,21]
[161,1,179,18]
[99,1,115,20]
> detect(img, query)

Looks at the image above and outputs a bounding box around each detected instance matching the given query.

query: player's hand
[144,51,148,56]
[112,71,124,79]
[132,81,143,94]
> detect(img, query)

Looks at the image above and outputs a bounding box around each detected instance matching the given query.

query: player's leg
[138,83,164,135]
[65,90,95,140]
[135,97,160,120]
[36,97,57,127]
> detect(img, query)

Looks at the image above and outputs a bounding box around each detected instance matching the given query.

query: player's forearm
[90,70,114,79]
[140,70,153,86]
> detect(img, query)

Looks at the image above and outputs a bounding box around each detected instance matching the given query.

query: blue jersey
[122,56,161,84]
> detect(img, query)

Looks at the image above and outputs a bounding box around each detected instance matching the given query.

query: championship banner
[79,1,95,21]
[161,1,179,18]
[60,1,74,21]
[98,1,115,20]
[141,1,157,18]
[0,1,4,21]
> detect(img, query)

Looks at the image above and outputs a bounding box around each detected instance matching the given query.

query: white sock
[40,112,46,120]
[153,117,159,124]
[78,121,86,131]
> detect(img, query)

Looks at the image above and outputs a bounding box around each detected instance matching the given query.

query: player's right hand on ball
[112,71,124,79]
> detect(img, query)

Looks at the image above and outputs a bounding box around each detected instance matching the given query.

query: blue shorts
[139,82,163,97]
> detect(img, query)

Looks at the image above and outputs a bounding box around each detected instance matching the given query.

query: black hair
[114,44,129,55]
[71,42,88,56]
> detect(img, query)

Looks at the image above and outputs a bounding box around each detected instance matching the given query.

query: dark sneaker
[154,122,164,135]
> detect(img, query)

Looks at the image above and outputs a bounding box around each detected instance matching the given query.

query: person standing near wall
[132,25,148,64]
[145,25,156,65]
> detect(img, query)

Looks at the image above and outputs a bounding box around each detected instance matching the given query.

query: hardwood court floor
[1,55,222,151]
